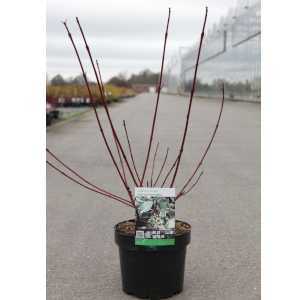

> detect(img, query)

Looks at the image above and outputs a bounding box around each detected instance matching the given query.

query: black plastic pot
[115,220,191,299]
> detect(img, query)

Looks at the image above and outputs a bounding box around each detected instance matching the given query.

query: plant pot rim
[115,219,191,236]
[115,219,191,250]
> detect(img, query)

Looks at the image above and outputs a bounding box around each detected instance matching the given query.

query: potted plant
[47,6,225,299]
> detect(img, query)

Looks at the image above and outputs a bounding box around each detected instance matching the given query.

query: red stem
[153,147,169,186]
[46,148,130,203]
[95,59,128,184]
[123,120,141,184]
[96,60,105,96]
[63,22,134,204]
[115,139,128,185]
[47,160,134,208]
[170,7,208,187]
[160,155,179,187]
[176,83,225,200]
[178,170,204,198]
[76,18,139,187]
[140,8,171,186]
[150,142,159,186]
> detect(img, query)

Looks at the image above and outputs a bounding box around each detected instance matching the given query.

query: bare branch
[140,8,171,186]
[115,138,128,185]
[96,59,105,95]
[150,142,159,186]
[177,171,204,200]
[153,147,169,186]
[46,148,129,203]
[62,21,134,204]
[47,160,134,208]
[160,155,179,187]
[95,59,128,184]
[76,18,139,187]
[123,120,141,184]
[170,7,208,187]
[177,83,225,198]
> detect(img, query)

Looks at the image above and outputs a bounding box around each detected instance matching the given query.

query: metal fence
[164,0,261,102]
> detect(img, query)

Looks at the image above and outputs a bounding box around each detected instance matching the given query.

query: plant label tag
[135,187,175,246]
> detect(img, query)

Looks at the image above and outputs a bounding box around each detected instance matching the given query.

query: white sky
[47,0,237,81]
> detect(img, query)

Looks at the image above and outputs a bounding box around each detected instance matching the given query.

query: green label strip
[135,238,175,246]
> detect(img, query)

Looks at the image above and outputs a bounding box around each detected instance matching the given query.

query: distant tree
[51,74,66,86]
[128,69,159,85]
[71,74,86,85]
[107,69,160,87]
[108,73,131,87]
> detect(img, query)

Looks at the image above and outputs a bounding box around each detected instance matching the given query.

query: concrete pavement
[47,93,260,299]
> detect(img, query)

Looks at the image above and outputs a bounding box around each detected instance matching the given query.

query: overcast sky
[47,0,237,82]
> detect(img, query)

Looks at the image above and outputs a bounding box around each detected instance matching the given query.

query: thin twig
[170,7,208,187]
[96,59,105,96]
[140,8,171,186]
[63,21,134,204]
[76,17,139,187]
[115,138,128,185]
[150,142,159,186]
[160,155,179,187]
[176,83,225,200]
[47,160,134,207]
[179,171,204,198]
[95,59,127,184]
[123,120,141,184]
[46,148,129,203]
[153,147,169,186]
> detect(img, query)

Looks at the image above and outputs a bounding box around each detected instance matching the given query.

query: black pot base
[115,219,191,299]
[124,286,182,299]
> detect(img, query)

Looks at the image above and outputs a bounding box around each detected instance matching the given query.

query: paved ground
[58,107,91,118]
[47,107,91,127]
[47,93,260,300]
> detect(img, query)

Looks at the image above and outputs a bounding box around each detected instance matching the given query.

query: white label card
[135,187,176,246]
